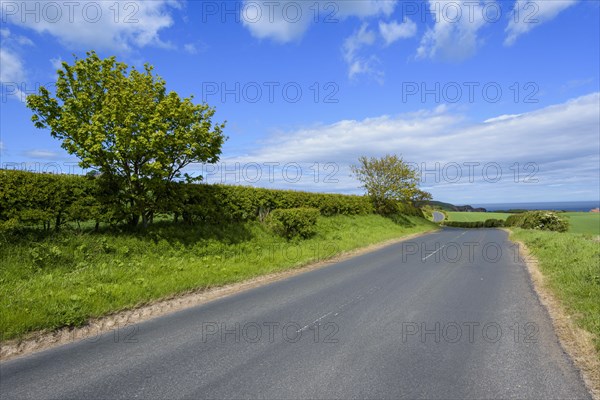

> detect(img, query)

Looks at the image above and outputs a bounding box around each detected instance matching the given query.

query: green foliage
[443,219,504,228]
[351,154,431,211]
[483,219,504,228]
[266,208,320,239]
[505,211,569,232]
[26,51,226,226]
[505,214,524,227]
[0,170,373,231]
[446,212,513,222]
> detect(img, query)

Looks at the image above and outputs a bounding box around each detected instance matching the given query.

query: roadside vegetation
[446,211,512,222]
[446,211,598,235]
[510,229,600,351]
[0,214,436,341]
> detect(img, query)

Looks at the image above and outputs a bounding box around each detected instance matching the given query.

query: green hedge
[504,211,569,232]
[443,219,504,228]
[175,183,374,224]
[266,208,320,239]
[0,170,430,231]
[0,170,375,230]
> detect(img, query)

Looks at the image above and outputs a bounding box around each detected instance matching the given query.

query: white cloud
[505,0,578,46]
[1,0,181,51]
[50,57,63,71]
[23,150,61,159]
[417,0,488,62]
[483,114,522,123]
[241,0,397,43]
[183,43,198,54]
[220,93,600,201]
[342,23,382,81]
[0,47,25,84]
[379,18,417,46]
[0,28,31,102]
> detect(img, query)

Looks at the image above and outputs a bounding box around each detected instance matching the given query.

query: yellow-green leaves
[26,51,226,227]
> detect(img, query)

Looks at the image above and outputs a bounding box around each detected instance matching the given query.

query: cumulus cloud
[416,0,488,62]
[505,0,578,46]
[342,23,382,81]
[0,0,181,51]
[0,28,32,102]
[379,18,417,46]
[241,0,397,43]
[215,93,600,201]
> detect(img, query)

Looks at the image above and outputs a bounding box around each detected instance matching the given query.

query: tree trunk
[55,213,61,231]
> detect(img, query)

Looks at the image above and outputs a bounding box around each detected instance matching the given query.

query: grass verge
[510,228,600,398]
[0,214,437,341]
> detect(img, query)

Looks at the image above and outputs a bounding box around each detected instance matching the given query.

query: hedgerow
[443,219,504,228]
[0,170,379,230]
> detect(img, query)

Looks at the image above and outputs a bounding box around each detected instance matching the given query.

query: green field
[447,211,599,235]
[0,215,437,341]
[561,212,600,235]
[510,229,600,351]
[446,211,512,222]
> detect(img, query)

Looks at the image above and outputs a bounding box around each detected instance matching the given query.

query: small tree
[27,51,226,227]
[351,154,430,214]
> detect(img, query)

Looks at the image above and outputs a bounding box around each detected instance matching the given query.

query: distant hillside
[426,200,487,212]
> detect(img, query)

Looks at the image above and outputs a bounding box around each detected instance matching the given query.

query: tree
[351,154,430,214]
[27,51,226,227]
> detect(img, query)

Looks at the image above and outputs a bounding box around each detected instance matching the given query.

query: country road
[432,211,445,222]
[0,229,591,399]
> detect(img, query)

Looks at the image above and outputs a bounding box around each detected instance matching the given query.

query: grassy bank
[0,214,437,341]
[510,228,600,351]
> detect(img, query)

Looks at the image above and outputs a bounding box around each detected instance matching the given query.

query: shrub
[505,214,524,227]
[266,208,320,239]
[517,211,569,232]
[483,219,504,228]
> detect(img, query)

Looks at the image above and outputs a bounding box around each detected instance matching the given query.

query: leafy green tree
[351,154,430,214]
[27,51,226,227]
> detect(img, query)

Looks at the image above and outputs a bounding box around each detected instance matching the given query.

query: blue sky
[1,0,599,204]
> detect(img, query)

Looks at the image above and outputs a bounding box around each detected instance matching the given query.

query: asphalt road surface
[432,211,445,222]
[1,229,591,399]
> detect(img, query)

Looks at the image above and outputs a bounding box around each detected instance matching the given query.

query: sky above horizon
[1,0,599,204]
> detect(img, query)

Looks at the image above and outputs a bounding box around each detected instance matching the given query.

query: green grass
[0,215,437,341]
[446,211,599,235]
[510,228,600,351]
[561,212,600,235]
[446,211,513,222]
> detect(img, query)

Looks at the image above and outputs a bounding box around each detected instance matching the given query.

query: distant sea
[471,201,600,212]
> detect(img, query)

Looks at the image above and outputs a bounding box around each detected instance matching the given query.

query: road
[0,229,590,399]
[432,211,445,222]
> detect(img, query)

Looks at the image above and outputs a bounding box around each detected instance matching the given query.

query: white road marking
[421,231,467,261]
